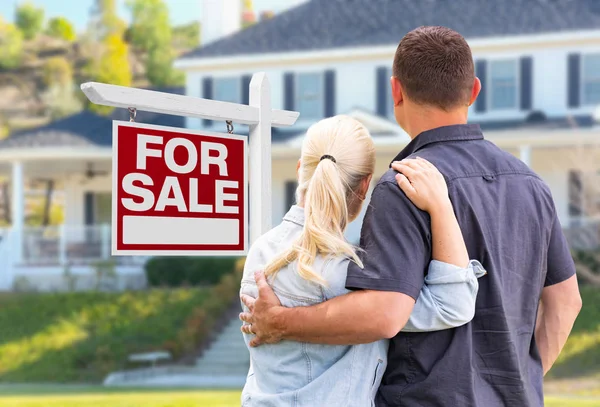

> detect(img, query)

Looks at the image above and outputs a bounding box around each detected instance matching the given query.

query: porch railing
[21,224,146,266]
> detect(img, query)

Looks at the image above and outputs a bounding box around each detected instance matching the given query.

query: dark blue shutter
[520,57,533,110]
[202,77,213,127]
[376,67,389,117]
[284,73,295,111]
[475,60,487,113]
[324,70,336,117]
[242,75,252,105]
[285,181,298,210]
[568,53,581,108]
[84,192,94,225]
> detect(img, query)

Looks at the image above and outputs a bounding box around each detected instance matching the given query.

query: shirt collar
[283,205,305,227]
[391,124,484,164]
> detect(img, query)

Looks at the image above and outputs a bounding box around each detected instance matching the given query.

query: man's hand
[240,271,285,347]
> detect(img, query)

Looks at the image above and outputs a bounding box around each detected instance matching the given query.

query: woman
[240,115,485,406]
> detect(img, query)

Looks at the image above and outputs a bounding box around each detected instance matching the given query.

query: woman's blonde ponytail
[264,115,375,285]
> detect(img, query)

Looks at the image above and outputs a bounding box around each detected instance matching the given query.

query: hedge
[145,256,241,287]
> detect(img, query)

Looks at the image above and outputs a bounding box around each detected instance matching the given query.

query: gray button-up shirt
[240,205,485,407]
[346,124,576,407]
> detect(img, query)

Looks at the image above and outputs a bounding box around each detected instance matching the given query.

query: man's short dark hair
[393,26,475,111]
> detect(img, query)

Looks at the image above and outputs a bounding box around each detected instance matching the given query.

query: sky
[0,0,307,30]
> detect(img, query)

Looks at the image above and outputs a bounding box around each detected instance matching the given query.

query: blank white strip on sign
[123,216,239,245]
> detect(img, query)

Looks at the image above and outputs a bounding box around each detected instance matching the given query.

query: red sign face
[112,121,247,256]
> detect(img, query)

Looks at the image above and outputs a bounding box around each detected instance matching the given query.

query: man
[240,26,582,406]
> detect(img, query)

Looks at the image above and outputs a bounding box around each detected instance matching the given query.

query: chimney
[201,0,242,46]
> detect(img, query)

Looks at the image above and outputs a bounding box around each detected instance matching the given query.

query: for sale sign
[112,121,247,256]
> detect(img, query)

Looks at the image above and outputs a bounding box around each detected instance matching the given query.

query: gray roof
[181,0,600,60]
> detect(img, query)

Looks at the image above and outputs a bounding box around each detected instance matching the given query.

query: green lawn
[0,387,596,407]
[0,289,212,382]
[547,285,600,380]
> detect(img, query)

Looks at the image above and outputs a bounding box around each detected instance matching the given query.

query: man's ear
[391,76,403,107]
[469,77,482,107]
[296,159,301,180]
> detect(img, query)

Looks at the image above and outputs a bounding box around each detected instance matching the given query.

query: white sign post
[81,72,299,254]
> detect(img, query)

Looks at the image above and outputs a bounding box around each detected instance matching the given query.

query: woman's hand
[392,157,451,213]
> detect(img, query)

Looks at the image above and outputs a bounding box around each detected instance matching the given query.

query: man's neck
[404,107,469,139]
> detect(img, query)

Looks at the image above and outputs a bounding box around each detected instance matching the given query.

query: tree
[46,17,76,42]
[126,0,183,86]
[42,57,73,87]
[88,0,126,40]
[15,1,45,40]
[89,33,132,115]
[0,17,24,70]
[172,22,200,50]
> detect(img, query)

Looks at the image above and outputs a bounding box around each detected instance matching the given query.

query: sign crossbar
[81,72,299,253]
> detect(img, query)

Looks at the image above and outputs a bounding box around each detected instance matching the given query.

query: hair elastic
[320,154,336,163]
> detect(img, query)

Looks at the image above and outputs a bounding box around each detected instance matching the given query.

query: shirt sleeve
[545,212,576,287]
[345,179,432,300]
[403,260,486,332]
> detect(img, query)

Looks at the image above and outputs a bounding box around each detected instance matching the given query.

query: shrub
[145,256,242,287]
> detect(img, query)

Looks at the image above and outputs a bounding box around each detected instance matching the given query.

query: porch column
[11,161,24,264]
[519,145,532,167]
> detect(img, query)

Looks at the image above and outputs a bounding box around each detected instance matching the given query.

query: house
[175,0,600,248]
[1,0,600,291]
[0,90,185,291]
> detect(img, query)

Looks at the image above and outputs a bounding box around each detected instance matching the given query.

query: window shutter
[376,67,389,117]
[285,181,298,210]
[242,75,252,105]
[324,70,336,117]
[84,192,94,226]
[520,57,533,110]
[475,60,487,113]
[568,53,581,108]
[202,77,213,127]
[284,73,295,111]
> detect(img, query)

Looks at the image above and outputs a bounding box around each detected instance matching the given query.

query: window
[296,73,323,119]
[582,54,600,105]
[490,60,518,110]
[214,77,240,104]
[94,193,112,225]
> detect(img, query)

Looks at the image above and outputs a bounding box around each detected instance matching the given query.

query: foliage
[0,17,24,70]
[86,33,132,115]
[42,84,83,119]
[26,201,64,226]
[172,22,200,49]
[126,0,182,86]
[46,17,76,42]
[145,256,244,287]
[546,285,600,379]
[146,50,185,87]
[43,57,73,87]
[89,0,126,40]
[15,1,44,40]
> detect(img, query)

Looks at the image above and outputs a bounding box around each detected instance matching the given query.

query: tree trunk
[576,262,600,287]
[42,180,54,226]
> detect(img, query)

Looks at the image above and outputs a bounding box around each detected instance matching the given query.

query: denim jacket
[240,205,486,407]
